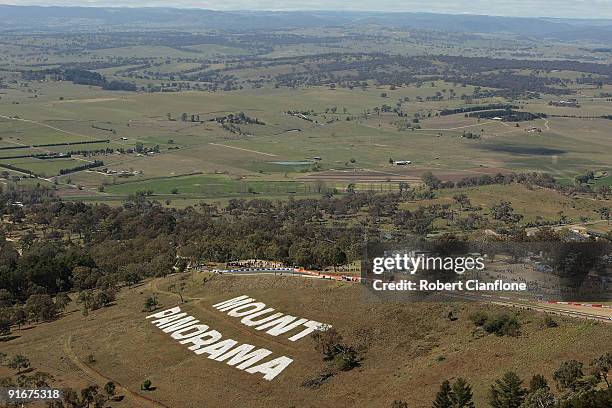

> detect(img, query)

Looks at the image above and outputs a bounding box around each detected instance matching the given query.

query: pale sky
[1,0,612,20]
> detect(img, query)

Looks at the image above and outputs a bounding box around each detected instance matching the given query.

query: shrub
[143,296,159,312]
[312,328,343,360]
[470,311,521,336]
[332,345,360,371]
[553,360,584,390]
[301,372,333,389]
[483,314,521,337]
[469,311,488,326]
[8,354,30,374]
[543,316,558,328]
[104,381,116,399]
[141,379,152,390]
[311,328,360,371]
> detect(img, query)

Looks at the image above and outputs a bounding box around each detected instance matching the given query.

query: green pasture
[1,79,612,194]
[102,173,312,196]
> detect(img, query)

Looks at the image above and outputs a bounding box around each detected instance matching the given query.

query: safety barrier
[212,267,361,283]
[546,300,611,309]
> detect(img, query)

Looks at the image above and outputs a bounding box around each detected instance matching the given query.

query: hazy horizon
[1,1,612,20]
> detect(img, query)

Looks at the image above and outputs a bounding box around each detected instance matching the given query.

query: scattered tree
[8,354,30,374]
[489,371,526,408]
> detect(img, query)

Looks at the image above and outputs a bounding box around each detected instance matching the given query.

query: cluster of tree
[0,190,359,300]
[462,356,610,407]
[457,73,570,98]
[215,112,265,126]
[58,160,104,175]
[0,352,57,401]
[469,311,521,336]
[64,148,117,157]
[16,34,612,95]
[133,142,160,155]
[0,353,32,375]
[186,51,612,97]
[22,68,136,91]
[1,290,72,336]
[311,328,360,372]
[574,170,598,185]
[490,201,524,224]
[0,162,35,176]
[1,177,610,307]
[461,131,480,139]
[391,353,612,408]
[422,171,558,190]
[302,328,361,389]
[394,204,451,235]
[467,109,545,122]
[62,69,137,91]
[63,69,106,87]
[0,153,71,160]
[76,287,116,316]
[0,145,29,151]
[455,213,485,231]
[596,207,611,225]
[180,112,201,122]
[90,124,116,133]
[0,139,110,151]
[46,382,118,408]
[440,104,518,116]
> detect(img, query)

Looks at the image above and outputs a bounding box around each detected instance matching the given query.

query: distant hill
[1,5,612,42]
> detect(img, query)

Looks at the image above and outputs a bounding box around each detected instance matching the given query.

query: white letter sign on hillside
[146,306,292,381]
[211,295,331,341]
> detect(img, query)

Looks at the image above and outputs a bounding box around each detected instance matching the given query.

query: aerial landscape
[0,2,611,407]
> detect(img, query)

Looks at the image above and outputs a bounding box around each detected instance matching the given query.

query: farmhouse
[525,126,542,133]
[549,99,579,108]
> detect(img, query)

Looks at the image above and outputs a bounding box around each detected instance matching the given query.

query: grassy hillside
[2,273,610,408]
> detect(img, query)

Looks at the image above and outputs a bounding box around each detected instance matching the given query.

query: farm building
[526,126,542,133]
[549,99,579,108]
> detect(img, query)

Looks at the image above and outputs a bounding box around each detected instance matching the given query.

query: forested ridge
[1,169,611,303]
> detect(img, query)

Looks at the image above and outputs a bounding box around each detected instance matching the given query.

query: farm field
[1,83,611,200]
[1,6,612,408]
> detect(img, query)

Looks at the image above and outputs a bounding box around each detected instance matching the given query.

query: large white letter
[215,344,272,369]
[254,315,308,336]
[227,302,267,317]
[240,310,281,327]
[194,339,238,358]
[245,356,293,381]
[170,324,209,340]
[212,295,254,312]
[151,313,188,327]
[288,321,328,342]
[146,306,181,319]
[160,317,198,333]
[180,330,223,352]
